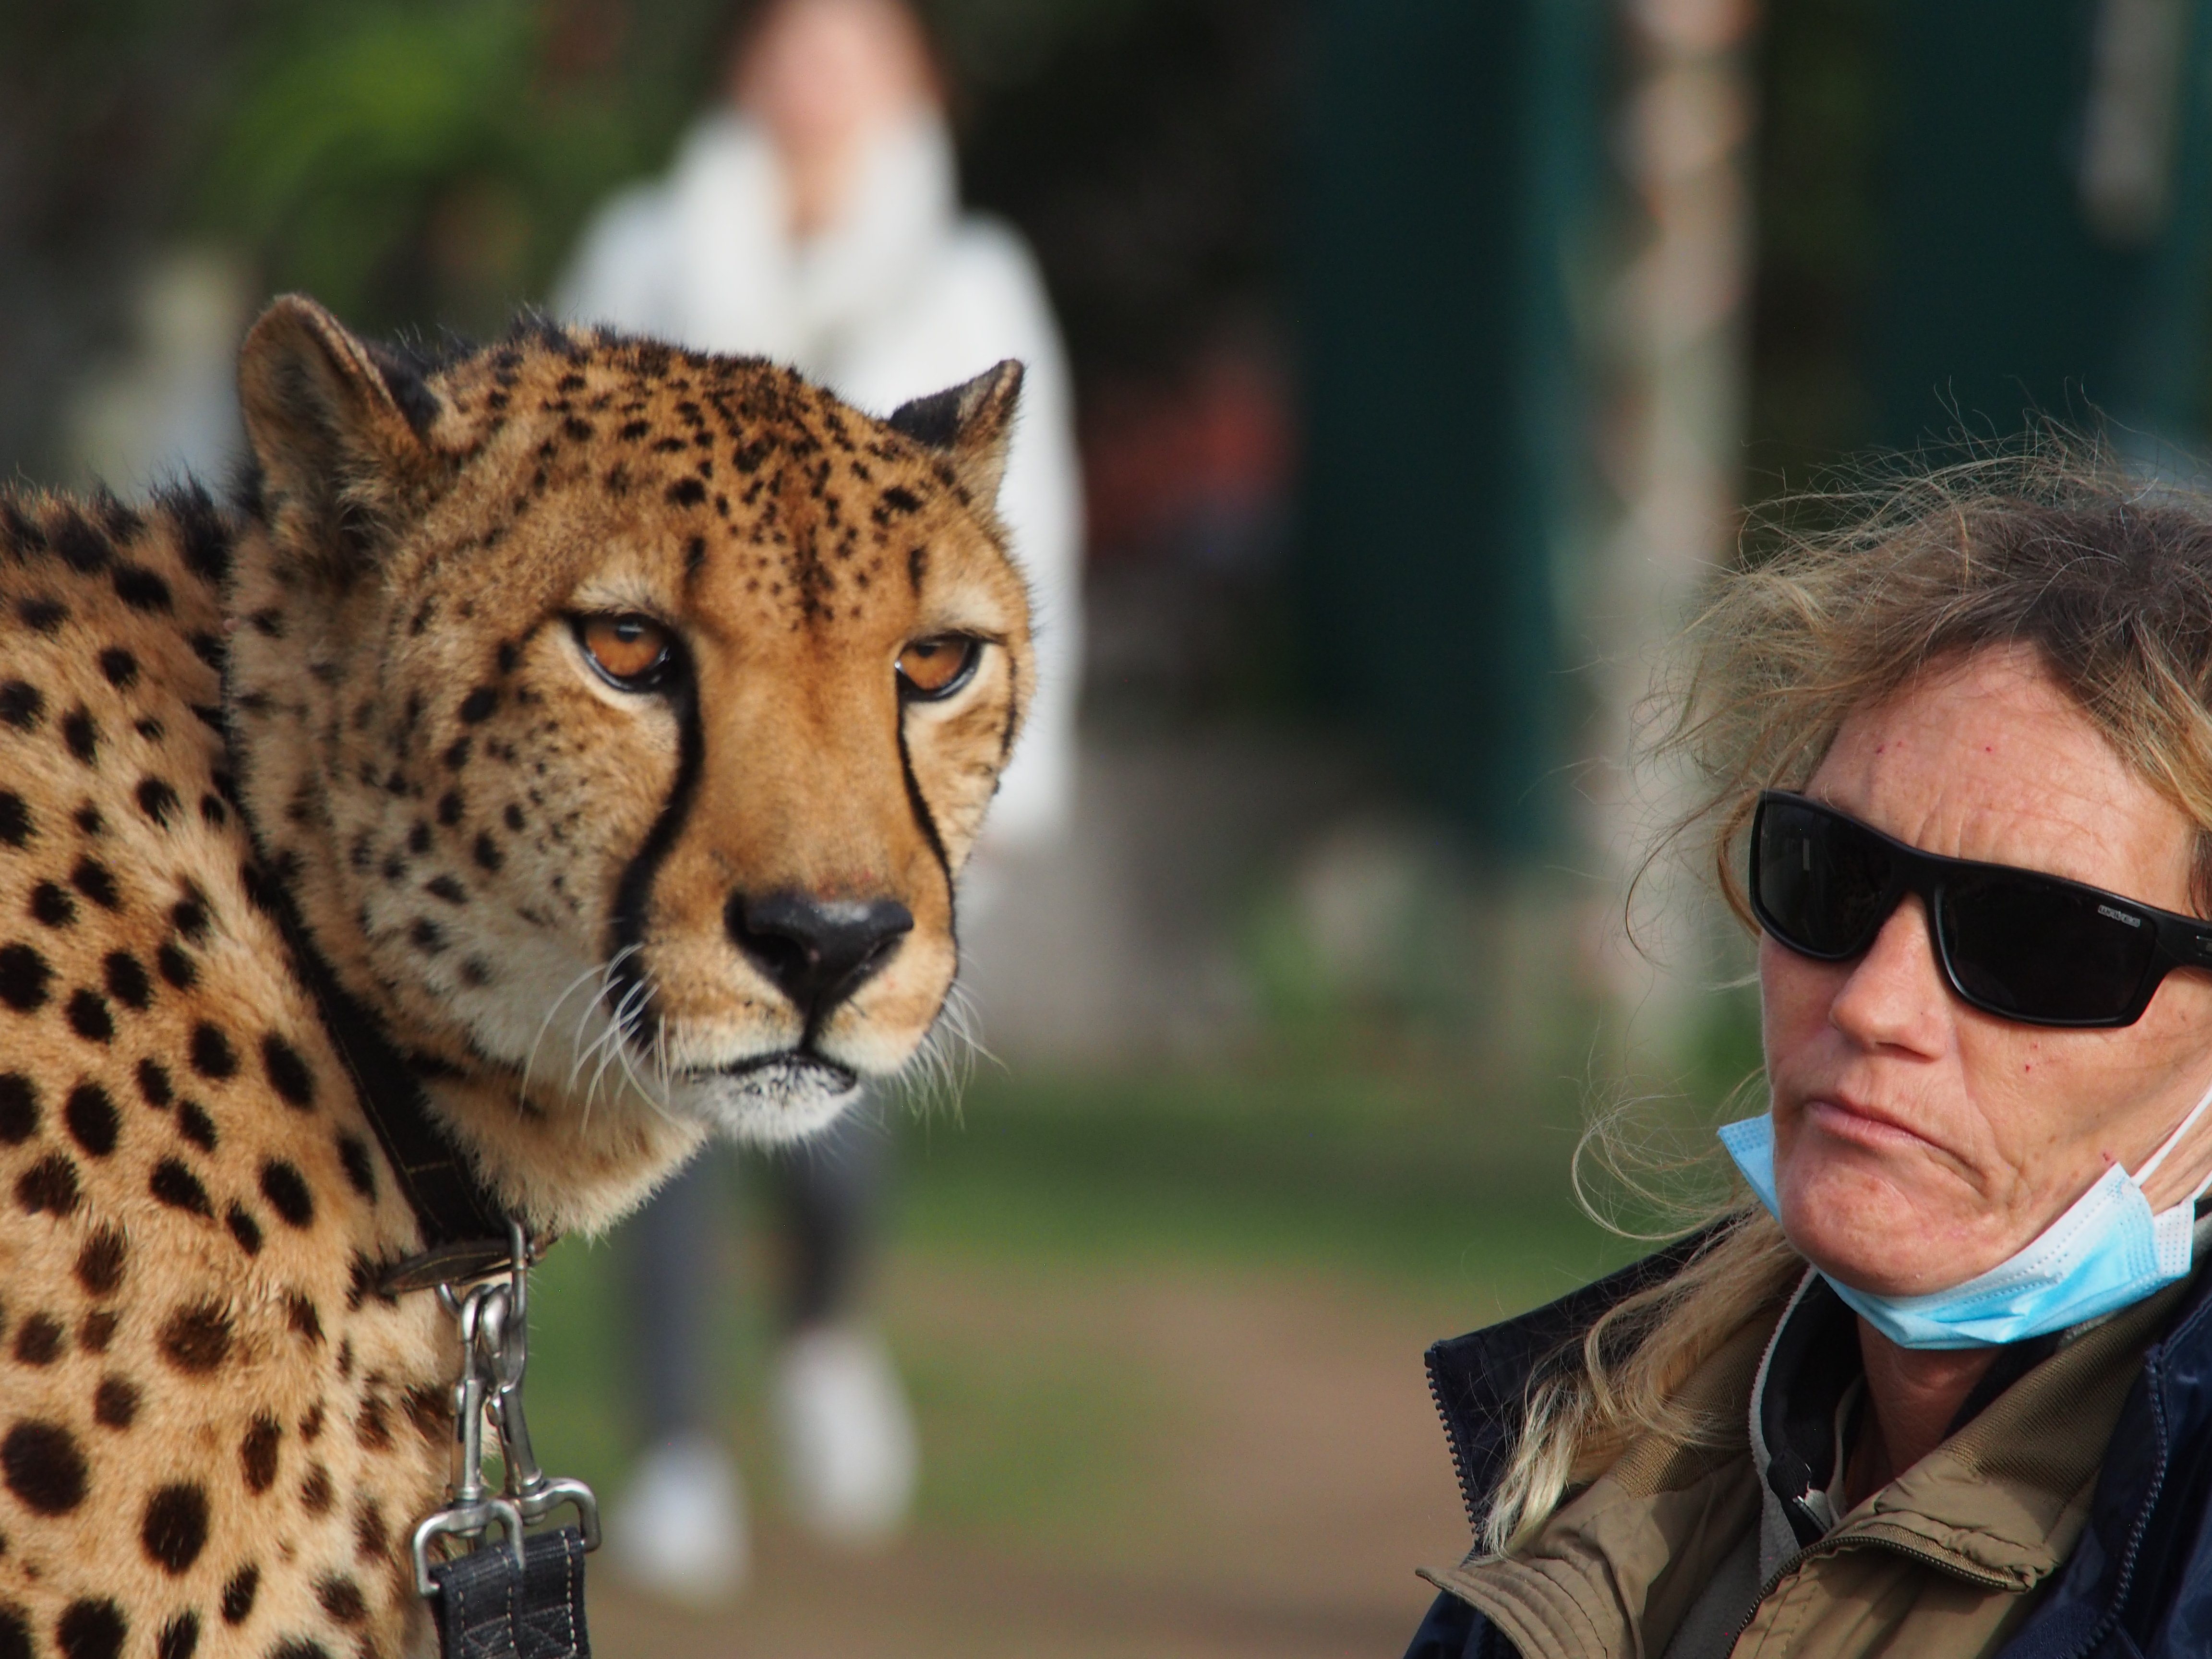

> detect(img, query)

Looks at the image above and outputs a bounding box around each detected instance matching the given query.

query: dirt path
[587,1250,1479,1657]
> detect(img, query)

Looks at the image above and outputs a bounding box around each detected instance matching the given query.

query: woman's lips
[1803,1093,1943,1154]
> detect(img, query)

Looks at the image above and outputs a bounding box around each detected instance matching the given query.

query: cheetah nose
[726,891,914,1024]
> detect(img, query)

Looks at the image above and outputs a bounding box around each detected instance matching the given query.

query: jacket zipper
[2051,1365,2171,1659]
[1428,1356,1484,1536]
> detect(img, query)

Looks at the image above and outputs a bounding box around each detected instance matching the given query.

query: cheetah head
[223,297,1033,1230]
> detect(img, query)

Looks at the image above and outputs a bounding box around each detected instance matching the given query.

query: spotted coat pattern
[0,296,1034,1659]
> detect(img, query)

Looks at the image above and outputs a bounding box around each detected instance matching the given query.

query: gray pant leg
[769,1095,891,1331]
[624,1153,727,1443]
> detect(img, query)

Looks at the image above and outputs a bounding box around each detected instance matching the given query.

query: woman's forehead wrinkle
[1813,649,2196,904]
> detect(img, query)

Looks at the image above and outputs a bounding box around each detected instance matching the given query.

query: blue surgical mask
[1718,1089,2212,1350]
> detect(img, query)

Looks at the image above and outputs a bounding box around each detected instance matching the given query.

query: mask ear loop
[2134,1073,2212,1204]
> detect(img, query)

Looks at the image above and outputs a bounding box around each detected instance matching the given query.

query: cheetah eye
[577,614,676,691]
[896,636,981,701]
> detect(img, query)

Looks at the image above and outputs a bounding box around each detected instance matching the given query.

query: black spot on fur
[18,596,67,634]
[70,859,119,909]
[96,649,137,687]
[79,1311,115,1353]
[163,478,232,580]
[93,1376,138,1430]
[157,1302,232,1374]
[0,793,29,846]
[71,805,101,836]
[178,1100,218,1152]
[220,1566,258,1624]
[136,778,180,828]
[56,1599,125,1659]
[0,1608,23,1659]
[472,833,503,872]
[225,1205,262,1255]
[426,875,466,905]
[285,1295,322,1346]
[60,709,97,765]
[15,1154,77,1215]
[13,1314,62,1365]
[190,1023,238,1080]
[0,1076,34,1143]
[0,944,51,1011]
[260,1034,315,1108]
[315,1577,366,1625]
[409,917,446,955]
[301,1462,335,1514]
[110,565,172,613]
[140,1483,209,1574]
[436,790,464,826]
[0,682,42,732]
[171,892,210,940]
[458,687,499,724]
[337,1136,376,1200]
[406,822,430,855]
[104,951,151,1010]
[443,736,472,770]
[150,1160,212,1218]
[260,1162,313,1228]
[65,990,113,1044]
[63,1085,116,1155]
[29,884,73,928]
[136,1058,173,1106]
[241,1416,281,1494]
[74,1228,125,1297]
[158,943,197,990]
[666,477,707,508]
[1,1421,86,1513]
[157,1613,199,1659]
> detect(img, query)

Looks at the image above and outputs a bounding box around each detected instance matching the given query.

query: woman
[1407,453,2212,1658]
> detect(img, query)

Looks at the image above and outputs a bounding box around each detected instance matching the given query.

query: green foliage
[198,0,727,335]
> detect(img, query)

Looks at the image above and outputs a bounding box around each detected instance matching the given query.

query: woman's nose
[1827,894,1951,1052]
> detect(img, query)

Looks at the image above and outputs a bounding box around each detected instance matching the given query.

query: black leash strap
[430,1526,593,1659]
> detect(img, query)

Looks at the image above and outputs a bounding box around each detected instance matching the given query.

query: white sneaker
[607,1431,749,1607]
[771,1324,919,1547]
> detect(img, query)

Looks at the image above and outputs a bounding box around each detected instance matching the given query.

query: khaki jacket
[1423,1279,2189,1659]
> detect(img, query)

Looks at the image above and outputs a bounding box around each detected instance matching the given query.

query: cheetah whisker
[520,955,621,1113]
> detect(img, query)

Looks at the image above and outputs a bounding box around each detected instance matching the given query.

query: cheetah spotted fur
[0,296,1035,1659]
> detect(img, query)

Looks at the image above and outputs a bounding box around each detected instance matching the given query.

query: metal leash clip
[411,1223,602,1597]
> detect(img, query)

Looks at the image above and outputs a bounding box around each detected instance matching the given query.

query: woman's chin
[1779,1164,1996,1298]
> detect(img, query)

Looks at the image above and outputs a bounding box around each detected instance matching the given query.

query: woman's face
[1761,644,2212,1297]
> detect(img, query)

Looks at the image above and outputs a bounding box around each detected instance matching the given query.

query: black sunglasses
[1749,791,2212,1028]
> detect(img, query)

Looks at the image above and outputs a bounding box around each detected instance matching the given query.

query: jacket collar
[1425,1232,2212,1656]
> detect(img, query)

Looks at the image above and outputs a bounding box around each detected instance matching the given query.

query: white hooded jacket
[554,111,1083,848]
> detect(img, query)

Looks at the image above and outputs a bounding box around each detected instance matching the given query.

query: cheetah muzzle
[0,296,1034,1659]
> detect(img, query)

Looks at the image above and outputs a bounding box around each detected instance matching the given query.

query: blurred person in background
[553,0,1082,1605]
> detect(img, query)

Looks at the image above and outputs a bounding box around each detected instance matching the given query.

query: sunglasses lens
[1754,798,1897,957]
[1939,873,2158,1024]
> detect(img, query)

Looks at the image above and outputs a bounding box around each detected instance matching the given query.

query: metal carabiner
[410,1224,600,1599]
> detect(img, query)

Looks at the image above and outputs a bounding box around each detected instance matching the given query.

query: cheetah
[0,295,1034,1659]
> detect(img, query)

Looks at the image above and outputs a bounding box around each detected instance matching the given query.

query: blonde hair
[1481,437,2212,1557]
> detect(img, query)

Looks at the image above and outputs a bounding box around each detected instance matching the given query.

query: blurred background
[11,0,2212,1652]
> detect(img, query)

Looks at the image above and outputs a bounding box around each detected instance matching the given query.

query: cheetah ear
[237,294,445,582]
[886,360,1024,506]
